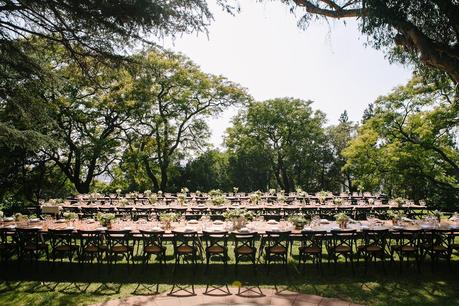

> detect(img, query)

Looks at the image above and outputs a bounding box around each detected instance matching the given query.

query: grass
[1,243,459,306]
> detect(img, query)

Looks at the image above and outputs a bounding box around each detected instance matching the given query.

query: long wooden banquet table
[2,217,457,238]
[57,202,429,217]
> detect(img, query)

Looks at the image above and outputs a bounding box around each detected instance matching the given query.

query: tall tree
[343,74,459,207]
[126,50,249,191]
[277,0,459,84]
[226,98,331,192]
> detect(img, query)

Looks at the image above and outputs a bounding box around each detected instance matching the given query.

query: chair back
[78,229,103,251]
[172,230,199,253]
[300,230,327,249]
[16,227,43,251]
[265,230,291,253]
[202,230,228,251]
[48,228,75,250]
[105,229,132,251]
[361,228,388,249]
[331,229,357,250]
[139,229,165,250]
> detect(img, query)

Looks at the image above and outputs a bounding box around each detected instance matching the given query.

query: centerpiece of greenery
[0,210,3,221]
[249,192,261,205]
[317,191,329,204]
[223,209,255,230]
[431,210,443,223]
[288,215,308,229]
[148,194,158,204]
[116,188,122,197]
[211,195,227,206]
[393,197,405,207]
[367,198,375,205]
[334,212,349,229]
[181,187,189,194]
[277,193,286,204]
[233,187,239,194]
[144,190,152,197]
[387,210,404,225]
[63,212,78,221]
[14,213,28,222]
[119,198,129,206]
[333,197,343,205]
[177,193,187,206]
[159,212,179,230]
[269,188,276,195]
[96,212,115,228]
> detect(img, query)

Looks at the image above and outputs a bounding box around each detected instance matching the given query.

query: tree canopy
[279,0,459,84]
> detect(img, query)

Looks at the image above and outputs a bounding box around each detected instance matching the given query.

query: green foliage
[226,98,341,192]
[343,74,459,209]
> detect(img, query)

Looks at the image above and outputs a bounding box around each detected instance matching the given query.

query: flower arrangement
[431,210,443,222]
[46,199,62,206]
[334,212,349,229]
[288,215,308,229]
[177,193,187,205]
[0,210,3,220]
[196,190,202,196]
[387,210,404,225]
[159,212,179,230]
[116,188,122,196]
[63,212,78,221]
[119,198,129,206]
[211,195,227,206]
[333,197,343,205]
[223,209,254,230]
[14,213,28,222]
[209,189,223,198]
[144,190,152,197]
[158,190,163,196]
[148,194,158,204]
[233,187,239,194]
[277,193,286,203]
[96,212,115,227]
[393,197,405,207]
[316,191,329,204]
[367,198,375,205]
[249,192,261,204]
[269,188,276,195]
[181,187,189,194]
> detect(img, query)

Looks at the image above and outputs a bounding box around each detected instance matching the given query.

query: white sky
[158,0,413,148]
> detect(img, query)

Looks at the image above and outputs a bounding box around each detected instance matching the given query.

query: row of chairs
[1,228,457,273]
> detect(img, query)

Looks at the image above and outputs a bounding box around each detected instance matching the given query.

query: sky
[158,0,413,148]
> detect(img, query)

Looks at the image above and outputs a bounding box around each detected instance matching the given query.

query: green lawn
[1,246,459,306]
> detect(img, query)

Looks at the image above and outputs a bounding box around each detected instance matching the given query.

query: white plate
[267,220,278,225]
[320,219,330,224]
[55,219,67,223]
[123,227,132,231]
[96,227,107,231]
[184,227,194,232]
[213,220,224,225]
[150,227,162,231]
[188,220,198,224]
[3,217,14,222]
[392,226,404,230]
[302,227,312,231]
[239,227,249,233]
[29,218,40,222]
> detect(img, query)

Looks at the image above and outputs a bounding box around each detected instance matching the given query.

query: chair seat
[54,245,73,252]
[299,246,321,254]
[177,245,195,254]
[207,245,226,254]
[83,245,106,253]
[365,245,383,252]
[144,245,165,254]
[433,245,448,252]
[235,245,255,255]
[401,246,417,252]
[334,245,352,253]
[112,245,132,253]
[24,243,47,251]
[267,245,287,254]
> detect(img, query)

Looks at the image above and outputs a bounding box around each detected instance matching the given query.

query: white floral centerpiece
[223,209,255,231]
[116,188,122,197]
[233,187,239,194]
[277,192,286,204]
[333,197,343,206]
[144,190,152,197]
[177,193,187,206]
[249,192,261,205]
[269,188,276,195]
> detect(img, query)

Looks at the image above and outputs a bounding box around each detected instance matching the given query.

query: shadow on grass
[0,260,458,306]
